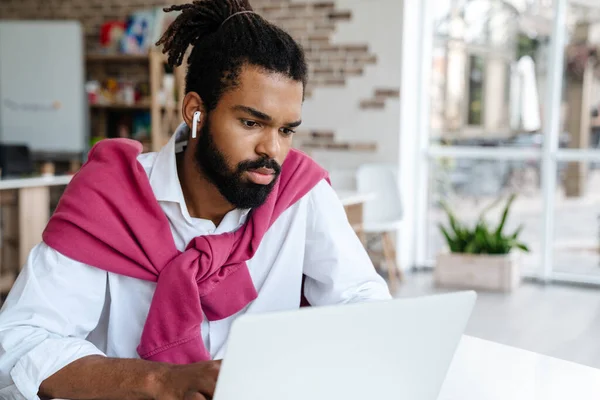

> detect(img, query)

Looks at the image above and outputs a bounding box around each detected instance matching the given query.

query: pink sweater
[43,139,328,364]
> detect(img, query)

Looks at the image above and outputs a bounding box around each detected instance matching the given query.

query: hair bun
[157,0,255,67]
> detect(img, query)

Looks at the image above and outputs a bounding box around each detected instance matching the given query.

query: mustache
[237,157,281,175]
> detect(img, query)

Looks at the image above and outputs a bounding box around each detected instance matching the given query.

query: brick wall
[0,0,379,99]
[1,0,404,176]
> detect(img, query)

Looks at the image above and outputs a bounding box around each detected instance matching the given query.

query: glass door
[552,0,600,283]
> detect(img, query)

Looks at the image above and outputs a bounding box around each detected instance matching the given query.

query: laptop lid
[214,291,476,400]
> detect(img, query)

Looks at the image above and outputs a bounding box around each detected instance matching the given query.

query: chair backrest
[356,164,403,225]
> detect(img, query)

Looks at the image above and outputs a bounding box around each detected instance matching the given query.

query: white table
[335,190,375,234]
[335,190,375,207]
[0,176,73,291]
[438,335,600,400]
[0,175,72,191]
[52,336,600,400]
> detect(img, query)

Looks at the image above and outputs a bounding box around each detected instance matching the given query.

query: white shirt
[0,125,391,400]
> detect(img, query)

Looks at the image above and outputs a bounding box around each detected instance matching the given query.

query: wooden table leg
[18,186,50,268]
[382,232,401,293]
[344,203,364,234]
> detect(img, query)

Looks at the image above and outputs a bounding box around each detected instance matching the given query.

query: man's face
[194,65,304,209]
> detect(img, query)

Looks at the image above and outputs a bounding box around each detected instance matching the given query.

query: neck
[177,149,234,227]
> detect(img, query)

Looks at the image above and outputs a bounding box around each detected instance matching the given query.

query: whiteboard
[0,21,86,154]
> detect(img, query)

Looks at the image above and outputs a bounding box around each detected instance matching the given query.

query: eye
[241,119,260,129]
[280,127,296,137]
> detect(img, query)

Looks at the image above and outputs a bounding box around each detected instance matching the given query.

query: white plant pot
[434,252,521,292]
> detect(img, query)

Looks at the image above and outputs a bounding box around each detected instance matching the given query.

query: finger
[199,377,218,399]
[184,392,207,400]
[206,360,222,378]
[191,361,221,398]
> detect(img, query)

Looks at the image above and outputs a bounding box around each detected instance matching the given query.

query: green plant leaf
[515,243,530,252]
[438,196,529,255]
[472,225,485,253]
[500,240,511,254]
[455,227,470,253]
[438,224,457,252]
[495,193,516,238]
[464,240,477,254]
[441,201,461,237]
[481,221,499,251]
[511,224,524,240]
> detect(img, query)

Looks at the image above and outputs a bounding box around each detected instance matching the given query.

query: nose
[255,128,281,160]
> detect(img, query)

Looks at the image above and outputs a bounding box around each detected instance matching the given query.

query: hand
[153,360,222,400]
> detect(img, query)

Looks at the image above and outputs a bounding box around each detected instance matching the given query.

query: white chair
[356,164,404,292]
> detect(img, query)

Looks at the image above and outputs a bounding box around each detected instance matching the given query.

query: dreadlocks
[156,0,308,111]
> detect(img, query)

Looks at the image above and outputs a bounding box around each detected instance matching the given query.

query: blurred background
[1,0,600,371]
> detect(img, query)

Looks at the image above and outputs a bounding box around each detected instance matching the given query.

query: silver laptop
[214,291,476,400]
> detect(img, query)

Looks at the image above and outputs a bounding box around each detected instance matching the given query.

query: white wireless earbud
[192,111,202,139]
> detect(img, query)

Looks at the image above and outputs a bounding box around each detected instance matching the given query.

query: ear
[182,92,206,140]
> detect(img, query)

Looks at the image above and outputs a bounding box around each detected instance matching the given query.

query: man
[0,1,391,399]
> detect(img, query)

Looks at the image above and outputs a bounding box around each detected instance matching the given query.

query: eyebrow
[232,105,302,128]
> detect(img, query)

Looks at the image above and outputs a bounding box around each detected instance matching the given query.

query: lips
[246,167,276,185]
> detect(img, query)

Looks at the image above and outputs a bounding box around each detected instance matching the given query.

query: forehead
[219,65,304,120]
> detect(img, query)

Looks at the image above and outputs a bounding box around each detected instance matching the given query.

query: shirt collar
[147,122,251,227]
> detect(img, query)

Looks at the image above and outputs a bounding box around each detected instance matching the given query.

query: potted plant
[434,194,529,292]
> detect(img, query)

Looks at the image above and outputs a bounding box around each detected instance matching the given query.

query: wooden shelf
[86,52,168,63]
[86,53,150,63]
[90,102,152,110]
[86,51,184,152]
[90,102,179,112]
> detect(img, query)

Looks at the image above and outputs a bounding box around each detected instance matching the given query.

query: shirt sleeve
[0,242,108,400]
[303,180,392,305]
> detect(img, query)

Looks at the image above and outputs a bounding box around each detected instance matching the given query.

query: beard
[194,117,281,209]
